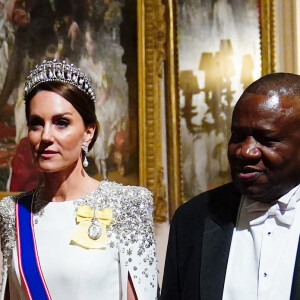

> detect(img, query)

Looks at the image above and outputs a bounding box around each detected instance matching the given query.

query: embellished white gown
[0,181,158,300]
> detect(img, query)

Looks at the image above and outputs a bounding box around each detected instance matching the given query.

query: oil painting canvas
[0,0,139,192]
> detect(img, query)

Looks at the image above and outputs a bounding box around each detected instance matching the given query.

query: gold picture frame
[260,0,276,75]
[164,0,275,219]
[138,0,168,222]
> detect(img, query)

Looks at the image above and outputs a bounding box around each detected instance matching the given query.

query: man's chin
[235,183,275,203]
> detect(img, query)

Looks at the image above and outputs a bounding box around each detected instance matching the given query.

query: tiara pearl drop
[24,59,96,102]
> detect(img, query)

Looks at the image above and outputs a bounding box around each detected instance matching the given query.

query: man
[160,72,300,300]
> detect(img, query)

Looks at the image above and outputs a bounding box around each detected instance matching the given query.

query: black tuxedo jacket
[160,182,300,300]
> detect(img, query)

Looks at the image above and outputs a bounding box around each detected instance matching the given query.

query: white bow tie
[247,201,296,226]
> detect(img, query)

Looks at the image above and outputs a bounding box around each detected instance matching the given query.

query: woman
[0,60,158,300]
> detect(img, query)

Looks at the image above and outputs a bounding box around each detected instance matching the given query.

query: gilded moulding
[138,0,168,222]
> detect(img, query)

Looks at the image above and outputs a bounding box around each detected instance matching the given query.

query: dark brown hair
[24,81,99,150]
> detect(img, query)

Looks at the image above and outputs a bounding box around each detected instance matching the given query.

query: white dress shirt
[223,185,300,300]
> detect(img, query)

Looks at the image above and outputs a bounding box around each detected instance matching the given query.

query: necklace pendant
[88,218,102,240]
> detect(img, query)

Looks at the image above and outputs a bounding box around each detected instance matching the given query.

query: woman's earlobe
[85,124,96,141]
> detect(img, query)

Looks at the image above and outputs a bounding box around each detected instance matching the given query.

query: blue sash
[16,193,51,299]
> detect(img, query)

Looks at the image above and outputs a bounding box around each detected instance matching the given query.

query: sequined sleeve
[96,181,158,299]
[0,195,17,297]
[117,185,158,300]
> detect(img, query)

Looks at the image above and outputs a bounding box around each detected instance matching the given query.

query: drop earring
[82,142,89,167]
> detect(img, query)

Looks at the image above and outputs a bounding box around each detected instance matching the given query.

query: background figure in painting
[79,21,129,179]
[83,1,130,179]
[0,0,88,113]
[0,0,17,189]
[0,1,14,94]
[79,28,110,179]
[212,0,236,41]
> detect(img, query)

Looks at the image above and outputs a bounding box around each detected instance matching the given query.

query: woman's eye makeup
[28,116,43,129]
[55,118,70,128]
[28,114,72,130]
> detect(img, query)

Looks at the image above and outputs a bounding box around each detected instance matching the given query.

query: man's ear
[84,124,96,144]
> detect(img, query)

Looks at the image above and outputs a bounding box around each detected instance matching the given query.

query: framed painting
[0,0,167,221]
[165,0,275,218]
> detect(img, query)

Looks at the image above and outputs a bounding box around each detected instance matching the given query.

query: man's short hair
[244,72,300,99]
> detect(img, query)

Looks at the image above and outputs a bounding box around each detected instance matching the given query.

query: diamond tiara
[24,59,96,102]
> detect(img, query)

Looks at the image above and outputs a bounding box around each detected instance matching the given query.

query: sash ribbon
[16,194,51,300]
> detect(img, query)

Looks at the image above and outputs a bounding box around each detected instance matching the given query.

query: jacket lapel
[200,184,241,300]
[199,217,235,300]
[290,237,300,299]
